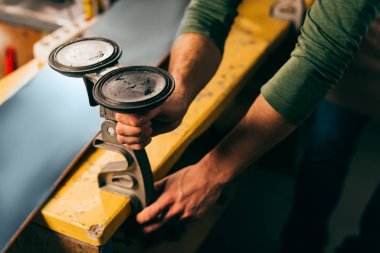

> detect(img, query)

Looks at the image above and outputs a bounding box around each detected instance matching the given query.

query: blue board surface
[0,67,102,250]
[0,0,188,251]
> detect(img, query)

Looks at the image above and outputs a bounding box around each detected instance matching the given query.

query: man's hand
[136,161,225,233]
[115,93,188,150]
[115,33,222,150]
[135,95,297,232]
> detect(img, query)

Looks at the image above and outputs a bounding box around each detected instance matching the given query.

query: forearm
[200,94,296,185]
[114,34,222,147]
[168,33,222,108]
[136,95,296,229]
[170,0,242,106]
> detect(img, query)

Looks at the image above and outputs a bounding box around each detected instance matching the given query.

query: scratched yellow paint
[38,0,291,246]
[39,149,132,245]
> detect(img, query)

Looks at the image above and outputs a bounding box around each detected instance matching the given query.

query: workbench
[2,0,297,251]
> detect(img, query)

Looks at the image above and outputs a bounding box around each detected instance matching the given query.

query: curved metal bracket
[93,108,155,212]
[94,133,155,212]
[81,69,156,213]
[47,38,160,213]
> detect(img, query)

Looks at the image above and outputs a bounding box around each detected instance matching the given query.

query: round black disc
[93,66,175,113]
[48,37,122,77]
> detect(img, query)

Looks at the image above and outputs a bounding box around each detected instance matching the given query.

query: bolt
[107,126,115,136]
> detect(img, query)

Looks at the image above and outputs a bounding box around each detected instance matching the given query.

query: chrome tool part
[48,37,122,77]
[94,66,174,113]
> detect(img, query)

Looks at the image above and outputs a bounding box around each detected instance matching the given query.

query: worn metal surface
[48,37,122,78]
[93,66,175,112]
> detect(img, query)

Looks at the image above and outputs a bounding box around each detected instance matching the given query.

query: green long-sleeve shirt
[179,0,380,124]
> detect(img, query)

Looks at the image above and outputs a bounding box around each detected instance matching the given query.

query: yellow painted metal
[0,59,40,105]
[37,149,132,245]
[38,0,291,246]
[305,0,314,9]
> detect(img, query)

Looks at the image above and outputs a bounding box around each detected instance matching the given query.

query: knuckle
[147,208,160,218]
[136,213,146,223]
[115,124,124,135]
[130,144,143,150]
[163,195,175,205]
[114,113,122,121]
[137,117,147,127]
[170,207,183,217]
[135,127,143,137]
[181,211,193,220]
[129,117,139,127]
[117,135,124,144]
[135,144,144,150]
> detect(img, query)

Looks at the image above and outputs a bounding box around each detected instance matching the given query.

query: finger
[142,208,183,233]
[117,135,145,145]
[153,178,167,194]
[136,194,174,224]
[163,206,183,223]
[142,222,164,234]
[117,129,152,146]
[115,122,145,137]
[115,113,149,127]
[181,212,196,223]
[123,139,151,150]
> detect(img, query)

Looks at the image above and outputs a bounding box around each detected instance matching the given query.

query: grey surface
[0,0,188,251]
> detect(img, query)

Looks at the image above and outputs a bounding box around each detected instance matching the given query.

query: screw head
[107,126,115,136]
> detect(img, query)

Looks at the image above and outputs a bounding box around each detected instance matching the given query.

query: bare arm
[202,95,296,184]
[135,0,379,232]
[136,94,296,232]
[168,33,221,107]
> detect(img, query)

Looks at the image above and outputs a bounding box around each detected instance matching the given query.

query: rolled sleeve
[178,0,242,53]
[262,0,380,125]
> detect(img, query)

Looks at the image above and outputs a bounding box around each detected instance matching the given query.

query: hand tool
[49,37,175,211]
